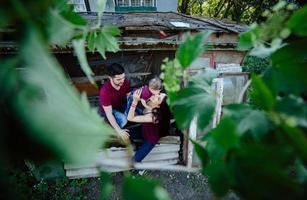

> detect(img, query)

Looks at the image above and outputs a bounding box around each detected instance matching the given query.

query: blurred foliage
[161,31,217,130]
[178,0,304,24]
[123,176,171,200]
[0,0,169,199]
[242,55,269,74]
[164,1,307,199]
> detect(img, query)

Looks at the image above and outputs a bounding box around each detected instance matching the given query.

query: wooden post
[212,78,223,128]
[187,117,197,168]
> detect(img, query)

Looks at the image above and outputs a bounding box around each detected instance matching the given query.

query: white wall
[156,0,178,12]
[88,0,115,12]
[88,0,178,12]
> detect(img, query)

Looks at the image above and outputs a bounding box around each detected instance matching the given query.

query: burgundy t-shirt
[142,123,160,144]
[99,79,130,113]
[140,85,152,101]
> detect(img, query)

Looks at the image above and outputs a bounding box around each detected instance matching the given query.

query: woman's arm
[127,89,153,123]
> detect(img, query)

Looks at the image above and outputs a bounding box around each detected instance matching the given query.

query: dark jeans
[134,141,155,162]
[99,108,127,128]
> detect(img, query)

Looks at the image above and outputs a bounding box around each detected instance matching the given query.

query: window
[117,0,155,7]
[118,0,130,6]
[144,0,153,6]
[131,0,141,6]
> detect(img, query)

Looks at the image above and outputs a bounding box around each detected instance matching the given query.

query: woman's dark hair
[152,97,171,138]
[107,63,125,77]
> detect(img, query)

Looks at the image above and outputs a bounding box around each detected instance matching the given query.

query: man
[100,63,130,140]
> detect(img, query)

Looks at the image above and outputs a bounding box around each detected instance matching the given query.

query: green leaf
[203,161,232,197]
[281,124,307,163]
[47,10,76,46]
[188,67,217,87]
[191,139,209,167]
[250,74,275,111]
[96,27,120,59]
[231,144,304,199]
[294,159,307,183]
[210,118,240,151]
[176,31,211,69]
[276,96,307,128]
[223,104,270,139]
[237,31,254,50]
[172,86,216,130]
[87,31,97,53]
[72,38,95,84]
[18,29,114,164]
[271,38,307,65]
[100,171,114,200]
[263,61,307,95]
[0,58,19,98]
[160,58,182,93]
[249,39,283,58]
[170,69,217,129]
[288,5,307,36]
[102,25,121,36]
[272,1,287,11]
[58,2,87,26]
[123,176,171,200]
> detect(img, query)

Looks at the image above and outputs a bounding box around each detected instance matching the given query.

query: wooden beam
[71,72,151,83]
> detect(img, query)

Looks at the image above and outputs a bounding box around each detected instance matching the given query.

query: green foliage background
[163,2,307,199]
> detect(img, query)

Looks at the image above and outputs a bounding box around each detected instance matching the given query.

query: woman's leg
[134,141,155,162]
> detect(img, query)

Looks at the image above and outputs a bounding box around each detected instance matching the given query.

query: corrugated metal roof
[82,11,248,33]
[0,12,248,53]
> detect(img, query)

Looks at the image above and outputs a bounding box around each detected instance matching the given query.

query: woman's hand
[132,88,142,102]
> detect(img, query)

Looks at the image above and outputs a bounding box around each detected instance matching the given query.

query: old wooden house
[0,0,249,178]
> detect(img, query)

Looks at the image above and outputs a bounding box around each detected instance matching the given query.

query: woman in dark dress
[127,89,171,162]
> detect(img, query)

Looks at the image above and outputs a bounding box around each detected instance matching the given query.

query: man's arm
[103,105,130,140]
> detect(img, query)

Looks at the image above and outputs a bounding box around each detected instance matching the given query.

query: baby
[125,77,163,116]
[140,77,162,114]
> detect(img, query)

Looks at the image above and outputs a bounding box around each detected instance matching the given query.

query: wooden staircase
[64,136,181,179]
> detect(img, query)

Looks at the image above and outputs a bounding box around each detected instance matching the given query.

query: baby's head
[148,77,162,95]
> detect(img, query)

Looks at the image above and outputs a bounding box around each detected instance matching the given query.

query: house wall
[156,0,178,12]
[208,50,246,66]
[88,0,178,12]
[56,50,175,96]
[88,0,115,12]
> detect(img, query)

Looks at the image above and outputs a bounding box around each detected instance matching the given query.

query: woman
[127,89,171,162]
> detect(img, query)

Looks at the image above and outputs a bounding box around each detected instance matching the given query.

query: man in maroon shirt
[100,63,130,140]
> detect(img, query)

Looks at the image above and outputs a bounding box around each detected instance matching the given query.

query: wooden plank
[187,118,197,168]
[71,72,151,83]
[64,142,180,170]
[142,152,179,162]
[66,159,179,179]
[103,144,180,159]
[74,82,99,96]
[158,136,180,144]
[212,78,223,128]
[65,150,179,170]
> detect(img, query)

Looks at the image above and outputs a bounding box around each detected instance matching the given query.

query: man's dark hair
[107,63,125,77]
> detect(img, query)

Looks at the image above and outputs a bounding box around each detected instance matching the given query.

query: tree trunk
[180,0,190,14]
[214,0,226,18]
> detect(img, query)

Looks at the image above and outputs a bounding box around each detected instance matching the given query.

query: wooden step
[66,159,179,179]
[65,136,181,178]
